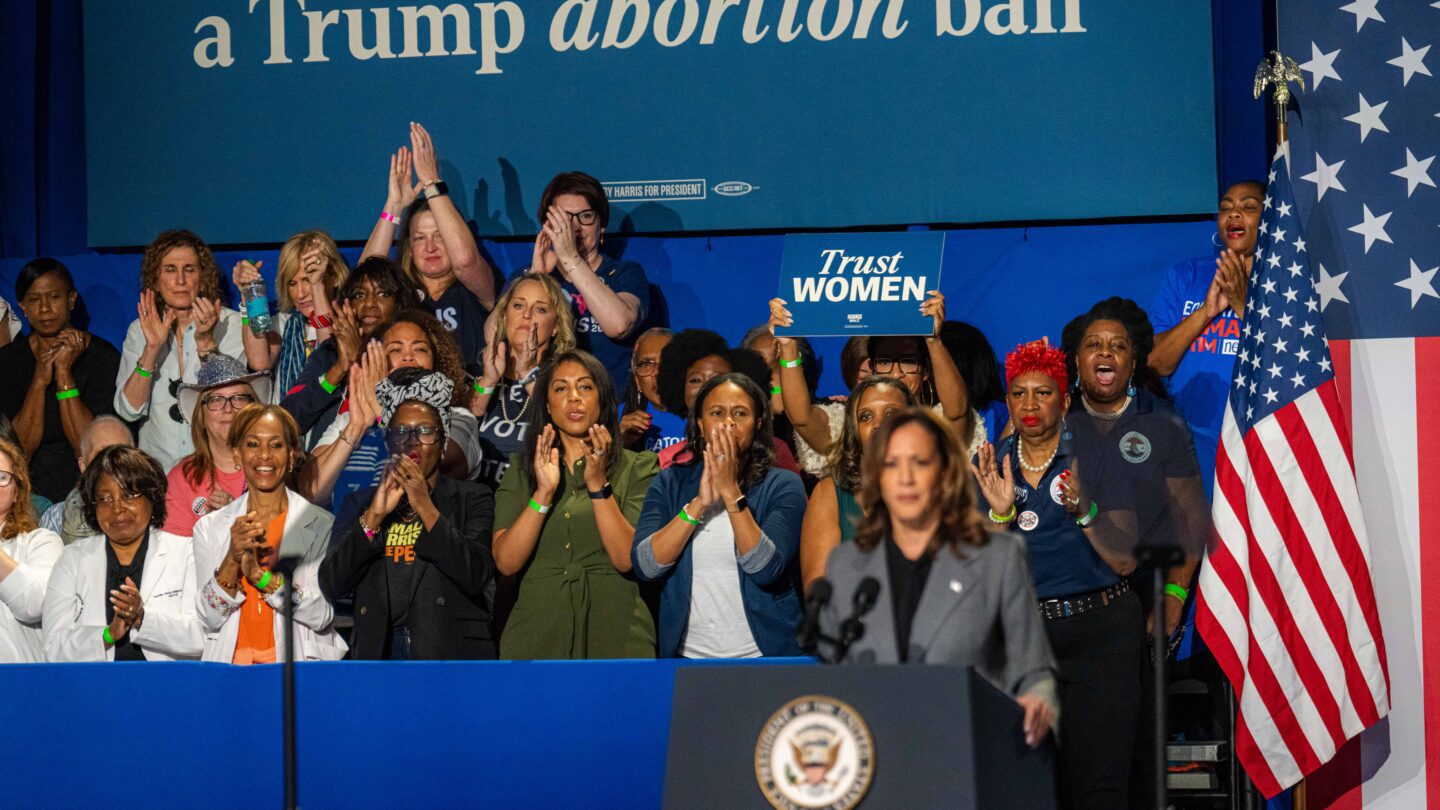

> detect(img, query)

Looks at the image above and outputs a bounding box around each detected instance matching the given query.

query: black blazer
[319,475,496,660]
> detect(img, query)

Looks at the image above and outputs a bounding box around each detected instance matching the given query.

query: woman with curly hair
[231,230,350,399]
[114,230,254,469]
[652,329,800,473]
[798,375,914,591]
[819,408,1056,746]
[42,445,202,661]
[632,373,807,658]
[971,338,1146,808]
[302,312,479,512]
[470,273,577,492]
[0,439,64,662]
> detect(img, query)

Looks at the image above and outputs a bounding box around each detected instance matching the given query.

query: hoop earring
[1211,231,1222,248]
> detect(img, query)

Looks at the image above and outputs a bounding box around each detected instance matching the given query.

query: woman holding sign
[766,289,982,458]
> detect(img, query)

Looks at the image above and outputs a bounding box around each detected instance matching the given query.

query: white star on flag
[1348,204,1394,252]
[1339,0,1384,31]
[1395,259,1439,307]
[1344,93,1389,142]
[1315,263,1350,310]
[1301,153,1347,199]
[1301,42,1344,88]
[1387,37,1432,85]
[1392,149,1436,196]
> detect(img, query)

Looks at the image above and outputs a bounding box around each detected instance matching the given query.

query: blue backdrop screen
[82,0,1217,246]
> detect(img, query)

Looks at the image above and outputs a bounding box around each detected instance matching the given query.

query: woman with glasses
[765,292,983,460]
[164,354,270,536]
[620,328,685,454]
[0,439,64,662]
[43,445,203,662]
[302,312,477,514]
[114,230,251,470]
[193,405,346,663]
[0,258,122,503]
[320,369,497,659]
[280,257,420,450]
[523,171,652,389]
[493,349,660,659]
[362,124,495,374]
[231,230,349,400]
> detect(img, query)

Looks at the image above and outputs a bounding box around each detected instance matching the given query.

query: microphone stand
[1137,544,1183,810]
[274,556,303,810]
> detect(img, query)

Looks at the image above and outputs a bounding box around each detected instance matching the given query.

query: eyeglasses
[95,492,145,509]
[870,357,922,375]
[0,471,15,488]
[385,425,443,446]
[203,393,256,412]
[632,358,659,377]
[564,209,599,226]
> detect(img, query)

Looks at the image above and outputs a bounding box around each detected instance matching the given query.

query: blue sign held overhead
[774,232,945,338]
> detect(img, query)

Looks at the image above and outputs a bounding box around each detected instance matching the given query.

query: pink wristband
[379,211,399,224]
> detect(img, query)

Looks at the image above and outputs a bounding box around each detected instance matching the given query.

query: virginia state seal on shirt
[755,695,875,810]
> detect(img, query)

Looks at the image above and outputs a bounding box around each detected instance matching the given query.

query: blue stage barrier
[2,658,812,809]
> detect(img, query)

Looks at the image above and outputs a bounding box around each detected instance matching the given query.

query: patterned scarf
[376,372,454,436]
[274,313,309,400]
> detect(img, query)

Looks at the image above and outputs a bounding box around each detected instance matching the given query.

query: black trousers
[1044,589,1148,810]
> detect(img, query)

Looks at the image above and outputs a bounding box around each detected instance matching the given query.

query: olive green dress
[495,448,660,659]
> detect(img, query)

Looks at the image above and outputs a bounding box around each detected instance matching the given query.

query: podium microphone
[796,578,833,656]
[832,577,881,663]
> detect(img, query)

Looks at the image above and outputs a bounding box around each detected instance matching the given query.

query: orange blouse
[232,511,286,665]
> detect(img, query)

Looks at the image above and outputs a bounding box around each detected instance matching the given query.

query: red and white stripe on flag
[1196,347,1392,798]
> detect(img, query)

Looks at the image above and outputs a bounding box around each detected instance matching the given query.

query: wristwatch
[422,180,450,200]
[727,494,749,514]
[588,483,613,500]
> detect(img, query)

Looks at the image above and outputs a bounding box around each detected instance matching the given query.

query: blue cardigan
[631,462,806,658]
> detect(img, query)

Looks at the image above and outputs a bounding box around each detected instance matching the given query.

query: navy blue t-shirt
[986,434,1120,600]
[423,281,489,377]
[1150,253,1242,497]
[515,255,650,392]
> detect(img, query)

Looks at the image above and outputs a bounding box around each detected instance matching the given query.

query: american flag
[1195,142,1392,799]
[1198,1,1438,805]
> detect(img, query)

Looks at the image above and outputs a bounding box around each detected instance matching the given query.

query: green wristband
[256,570,273,591]
[528,498,552,515]
[134,364,153,379]
[779,357,802,368]
[988,504,1017,523]
[1075,500,1099,527]
[55,388,79,401]
[678,506,700,526]
[770,385,782,395]
[1164,583,1189,603]
[318,373,338,395]
[473,381,494,395]
[241,316,250,325]
[102,626,115,646]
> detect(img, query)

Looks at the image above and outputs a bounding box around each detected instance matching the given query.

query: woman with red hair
[970,339,1145,809]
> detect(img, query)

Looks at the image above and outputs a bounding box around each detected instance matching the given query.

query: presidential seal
[1119,431,1152,464]
[755,695,874,810]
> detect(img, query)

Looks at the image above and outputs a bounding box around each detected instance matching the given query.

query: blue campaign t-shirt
[423,282,489,377]
[631,405,686,455]
[331,424,388,516]
[1150,254,1243,498]
[516,255,650,392]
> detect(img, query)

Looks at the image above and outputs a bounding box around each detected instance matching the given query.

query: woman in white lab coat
[42,445,203,661]
[0,439,63,662]
[193,404,346,663]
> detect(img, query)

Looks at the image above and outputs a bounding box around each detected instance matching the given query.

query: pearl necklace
[498,381,530,424]
[1081,393,1131,421]
[1016,435,1058,473]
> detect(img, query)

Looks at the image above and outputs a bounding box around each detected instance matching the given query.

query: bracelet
[1164,583,1189,603]
[770,385,782,395]
[309,312,333,330]
[102,626,115,646]
[379,211,400,224]
[779,357,802,368]
[988,504,1017,523]
[215,567,238,591]
[55,388,79,401]
[318,373,338,395]
[256,570,273,591]
[338,432,358,447]
[134,363,153,379]
[1075,500,1099,527]
[241,317,249,325]
[359,517,377,540]
[528,498,552,515]
[678,505,700,526]
[473,381,494,395]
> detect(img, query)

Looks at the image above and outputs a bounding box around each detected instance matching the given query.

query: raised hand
[696,446,717,510]
[365,465,405,525]
[921,289,946,337]
[232,259,262,289]
[533,424,561,499]
[544,205,582,272]
[107,577,145,640]
[969,441,1016,516]
[1216,248,1249,316]
[51,329,88,377]
[137,289,175,350]
[582,424,612,491]
[1058,460,1088,518]
[708,426,743,503]
[391,454,435,513]
[332,301,362,368]
[528,227,557,276]
[192,297,221,339]
[619,409,652,446]
[410,122,440,186]
[387,146,421,210]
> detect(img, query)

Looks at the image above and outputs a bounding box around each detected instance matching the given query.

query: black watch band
[727,494,749,514]
[423,180,449,199]
[588,483,613,500]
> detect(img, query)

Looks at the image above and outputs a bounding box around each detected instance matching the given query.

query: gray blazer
[820,531,1058,710]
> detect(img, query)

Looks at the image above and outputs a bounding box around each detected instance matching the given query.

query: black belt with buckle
[1037,579,1130,620]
